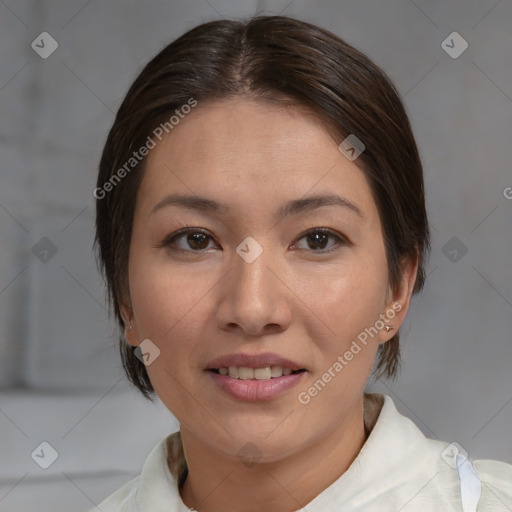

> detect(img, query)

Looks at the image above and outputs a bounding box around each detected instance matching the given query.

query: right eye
[159,227,219,252]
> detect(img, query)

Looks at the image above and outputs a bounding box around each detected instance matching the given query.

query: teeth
[271,366,283,377]
[218,366,296,380]
[239,367,254,380]
[254,367,271,380]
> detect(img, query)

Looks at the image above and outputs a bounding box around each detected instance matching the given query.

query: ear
[379,249,419,343]
[119,301,141,347]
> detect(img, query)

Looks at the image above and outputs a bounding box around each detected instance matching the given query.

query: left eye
[292,228,346,252]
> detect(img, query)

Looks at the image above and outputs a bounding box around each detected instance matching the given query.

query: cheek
[129,248,202,331]
[128,252,213,405]
[300,251,389,349]
[299,261,387,405]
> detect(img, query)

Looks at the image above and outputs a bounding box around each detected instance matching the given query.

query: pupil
[309,232,327,250]
[189,233,208,249]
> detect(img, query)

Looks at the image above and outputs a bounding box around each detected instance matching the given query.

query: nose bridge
[218,237,291,334]
[233,238,277,305]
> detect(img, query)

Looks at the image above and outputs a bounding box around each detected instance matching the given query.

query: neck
[178,397,367,512]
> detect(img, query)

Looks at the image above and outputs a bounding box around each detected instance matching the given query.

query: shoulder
[474,457,512,483]
[473,458,512,509]
[89,475,139,511]
[89,432,185,512]
[364,394,512,510]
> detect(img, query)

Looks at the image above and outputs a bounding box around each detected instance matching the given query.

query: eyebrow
[150,193,363,219]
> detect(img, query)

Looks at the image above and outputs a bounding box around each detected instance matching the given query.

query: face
[124,98,414,463]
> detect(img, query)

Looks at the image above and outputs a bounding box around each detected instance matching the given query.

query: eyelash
[158,225,349,254]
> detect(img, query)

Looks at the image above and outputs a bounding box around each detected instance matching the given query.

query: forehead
[147,99,336,171]
[139,98,377,222]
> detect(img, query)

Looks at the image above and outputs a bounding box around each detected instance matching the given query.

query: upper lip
[206,352,305,371]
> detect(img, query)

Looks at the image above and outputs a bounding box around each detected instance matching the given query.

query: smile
[211,366,304,380]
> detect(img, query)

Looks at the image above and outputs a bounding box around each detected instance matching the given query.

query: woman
[92,15,511,512]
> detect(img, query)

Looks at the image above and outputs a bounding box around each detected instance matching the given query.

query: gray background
[0,0,511,510]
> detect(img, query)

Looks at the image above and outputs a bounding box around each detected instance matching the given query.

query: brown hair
[95,15,430,400]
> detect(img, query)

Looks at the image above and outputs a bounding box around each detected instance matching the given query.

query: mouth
[205,353,308,401]
[208,366,306,380]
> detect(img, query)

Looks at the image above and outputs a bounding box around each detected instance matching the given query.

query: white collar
[126,393,476,511]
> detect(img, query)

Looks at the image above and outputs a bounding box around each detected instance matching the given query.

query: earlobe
[377,304,399,343]
[124,321,141,347]
[380,251,419,343]
[120,303,140,347]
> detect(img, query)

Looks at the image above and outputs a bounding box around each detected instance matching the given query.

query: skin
[122,97,418,512]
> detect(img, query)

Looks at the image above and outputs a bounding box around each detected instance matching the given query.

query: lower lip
[207,371,306,401]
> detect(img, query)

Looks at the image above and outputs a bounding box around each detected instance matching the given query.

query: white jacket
[91,394,512,511]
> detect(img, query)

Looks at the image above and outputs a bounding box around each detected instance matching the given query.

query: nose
[216,243,293,337]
